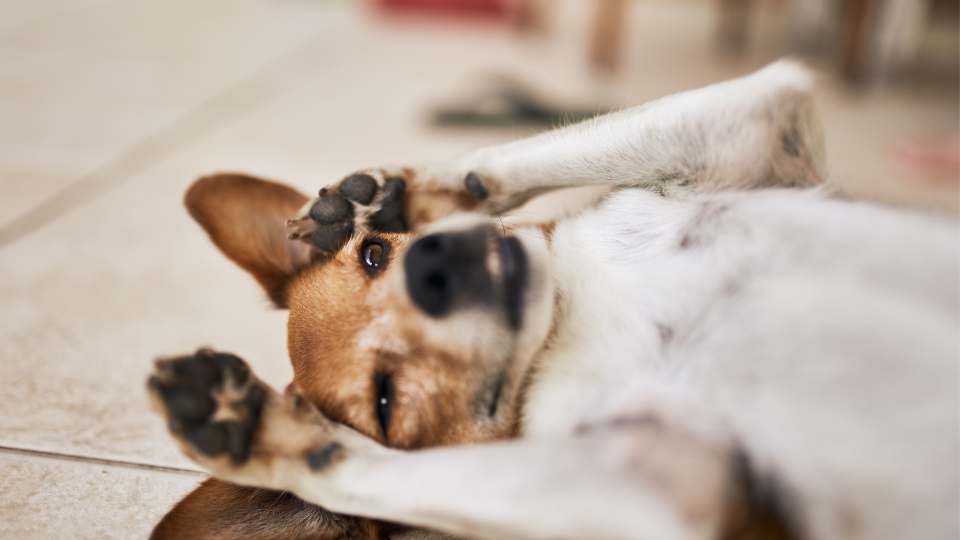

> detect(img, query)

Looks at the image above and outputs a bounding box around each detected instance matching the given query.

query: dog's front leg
[423,60,825,213]
[149,351,769,540]
[299,428,745,540]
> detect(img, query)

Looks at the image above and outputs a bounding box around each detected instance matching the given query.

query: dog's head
[186,174,554,449]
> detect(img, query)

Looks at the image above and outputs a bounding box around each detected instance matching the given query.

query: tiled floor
[1,1,957,538]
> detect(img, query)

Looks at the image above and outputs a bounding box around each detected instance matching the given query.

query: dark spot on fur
[368,177,407,232]
[654,171,682,184]
[781,127,802,158]
[678,201,729,250]
[500,236,528,331]
[339,174,378,205]
[309,190,353,224]
[722,449,802,540]
[474,372,506,418]
[723,278,742,297]
[308,442,346,471]
[656,323,674,347]
[464,172,489,200]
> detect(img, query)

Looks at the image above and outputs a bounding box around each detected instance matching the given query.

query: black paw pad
[187,422,229,456]
[309,189,354,224]
[307,442,345,471]
[464,172,489,200]
[368,177,407,232]
[152,350,266,464]
[307,220,354,256]
[162,387,214,423]
[339,174,378,205]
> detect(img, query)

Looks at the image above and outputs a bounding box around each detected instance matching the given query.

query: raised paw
[286,169,411,258]
[148,349,377,496]
[148,349,267,465]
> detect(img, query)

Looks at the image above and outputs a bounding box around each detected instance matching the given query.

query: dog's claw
[464,171,489,200]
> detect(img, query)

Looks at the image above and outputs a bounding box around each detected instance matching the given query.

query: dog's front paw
[148,349,267,465]
[149,349,372,494]
[286,169,413,258]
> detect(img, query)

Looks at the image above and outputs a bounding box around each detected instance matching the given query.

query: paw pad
[309,189,354,224]
[149,349,265,464]
[339,173,378,205]
[367,177,407,232]
[287,171,410,258]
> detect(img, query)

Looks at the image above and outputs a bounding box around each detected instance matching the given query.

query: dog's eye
[374,372,393,440]
[359,239,389,275]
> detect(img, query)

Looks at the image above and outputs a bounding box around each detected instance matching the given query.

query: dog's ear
[185,173,311,308]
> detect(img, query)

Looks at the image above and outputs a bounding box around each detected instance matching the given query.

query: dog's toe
[367,176,407,232]
[309,189,354,224]
[338,173,378,204]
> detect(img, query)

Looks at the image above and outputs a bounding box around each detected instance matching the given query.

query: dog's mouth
[494,236,528,330]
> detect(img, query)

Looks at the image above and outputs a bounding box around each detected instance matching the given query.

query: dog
[148,60,958,540]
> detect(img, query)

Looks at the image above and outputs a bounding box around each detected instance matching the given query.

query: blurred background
[0,1,957,538]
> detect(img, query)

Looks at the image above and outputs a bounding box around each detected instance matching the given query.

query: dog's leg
[286,61,824,235]
[149,351,789,540]
[422,60,825,213]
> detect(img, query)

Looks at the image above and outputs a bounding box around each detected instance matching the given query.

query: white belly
[521,188,959,539]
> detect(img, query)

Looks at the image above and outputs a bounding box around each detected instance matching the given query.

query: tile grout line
[0,445,205,476]
[0,29,329,249]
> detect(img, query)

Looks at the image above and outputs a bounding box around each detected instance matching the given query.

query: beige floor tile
[0,157,292,468]
[0,450,201,539]
[0,0,110,34]
[0,1,354,225]
[0,6,563,469]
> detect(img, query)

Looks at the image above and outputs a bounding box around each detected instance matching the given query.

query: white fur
[522,188,958,540]
[197,61,960,540]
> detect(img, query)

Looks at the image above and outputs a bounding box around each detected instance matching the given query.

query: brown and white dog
[148,61,959,540]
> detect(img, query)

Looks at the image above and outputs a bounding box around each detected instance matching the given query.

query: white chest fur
[521,188,959,539]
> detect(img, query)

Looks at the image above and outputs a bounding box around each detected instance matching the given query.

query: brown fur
[286,233,518,448]
[169,173,795,539]
[168,174,513,538]
[184,173,310,308]
[152,479,380,540]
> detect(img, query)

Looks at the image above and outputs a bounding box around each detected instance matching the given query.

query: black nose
[404,229,490,317]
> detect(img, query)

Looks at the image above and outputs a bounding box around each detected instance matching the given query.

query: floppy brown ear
[185,173,311,308]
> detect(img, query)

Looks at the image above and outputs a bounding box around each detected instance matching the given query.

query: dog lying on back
[148,61,959,540]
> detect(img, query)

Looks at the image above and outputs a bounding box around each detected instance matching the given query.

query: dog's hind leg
[419,60,826,214]
[149,350,790,540]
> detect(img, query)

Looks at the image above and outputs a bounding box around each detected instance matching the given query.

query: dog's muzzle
[404,226,527,328]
